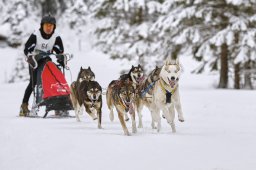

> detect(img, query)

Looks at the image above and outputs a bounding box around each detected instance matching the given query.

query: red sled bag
[42,61,71,99]
[39,61,73,115]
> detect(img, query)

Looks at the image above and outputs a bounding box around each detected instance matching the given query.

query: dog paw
[138,124,143,128]
[93,117,98,120]
[109,115,114,122]
[179,118,185,122]
[109,111,114,122]
[171,124,176,133]
[125,118,129,121]
[124,131,131,136]
[98,125,102,129]
[151,122,156,129]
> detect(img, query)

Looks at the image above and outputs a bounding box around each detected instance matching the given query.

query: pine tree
[8,56,29,83]
[1,0,39,47]
[92,0,164,71]
[152,0,256,89]
[60,0,89,32]
[39,0,67,16]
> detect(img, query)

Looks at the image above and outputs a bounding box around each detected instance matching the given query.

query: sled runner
[27,51,74,118]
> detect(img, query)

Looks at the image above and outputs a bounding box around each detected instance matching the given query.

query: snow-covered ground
[1,36,256,170]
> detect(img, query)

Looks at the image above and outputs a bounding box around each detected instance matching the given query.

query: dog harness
[117,94,135,114]
[159,78,176,104]
[140,80,158,98]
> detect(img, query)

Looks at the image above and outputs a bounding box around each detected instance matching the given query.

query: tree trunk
[41,0,58,16]
[244,61,253,89]
[218,43,229,88]
[234,63,240,89]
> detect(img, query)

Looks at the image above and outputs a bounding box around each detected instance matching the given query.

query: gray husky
[106,80,136,136]
[119,65,144,122]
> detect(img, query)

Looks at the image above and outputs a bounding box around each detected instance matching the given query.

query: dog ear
[80,66,83,70]
[176,57,180,65]
[88,66,91,70]
[138,64,141,68]
[165,58,170,66]
[132,65,135,69]
[91,76,95,81]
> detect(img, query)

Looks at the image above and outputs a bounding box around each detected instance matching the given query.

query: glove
[26,52,33,63]
[57,58,65,67]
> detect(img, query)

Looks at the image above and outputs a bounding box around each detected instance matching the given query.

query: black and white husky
[72,80,103,129]
[119,64,144,85]
[70,67,102,129]
[70,67,95,111]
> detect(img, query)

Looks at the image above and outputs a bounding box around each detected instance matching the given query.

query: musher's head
[41,14,56,35]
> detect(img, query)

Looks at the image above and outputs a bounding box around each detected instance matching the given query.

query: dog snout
[93,94,97,99]
[126,97,130,103]
[171,76,175,81]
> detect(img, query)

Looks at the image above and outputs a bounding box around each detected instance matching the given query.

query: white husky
[146,57,185,132]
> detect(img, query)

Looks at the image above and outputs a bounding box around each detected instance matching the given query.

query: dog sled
[26,50,74,118]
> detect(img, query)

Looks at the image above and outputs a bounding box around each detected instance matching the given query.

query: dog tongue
[129,103,134,115]
[169,80,176,88]
[124,102,130,112]
[137,76,145,83]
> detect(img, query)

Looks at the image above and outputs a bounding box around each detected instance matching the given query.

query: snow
[1,43,256,170]
[1,13,256,169]
[234,47,246,64]
[0,23,11,38]
[210,30,227,46]
[147,1,162,14]
[226,0,244,5]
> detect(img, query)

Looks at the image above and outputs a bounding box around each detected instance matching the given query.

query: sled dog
[73,80,103,129]
[106,80,136,136]
[144,58,185,132]
[70,67,95,111]
[136,66,161,128]
[120,64,144,122]
[119,64,144,85]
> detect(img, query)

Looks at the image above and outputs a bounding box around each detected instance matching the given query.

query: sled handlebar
[27,53,73,69]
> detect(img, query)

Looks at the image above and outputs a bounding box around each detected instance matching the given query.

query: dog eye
[165,68,170,73]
